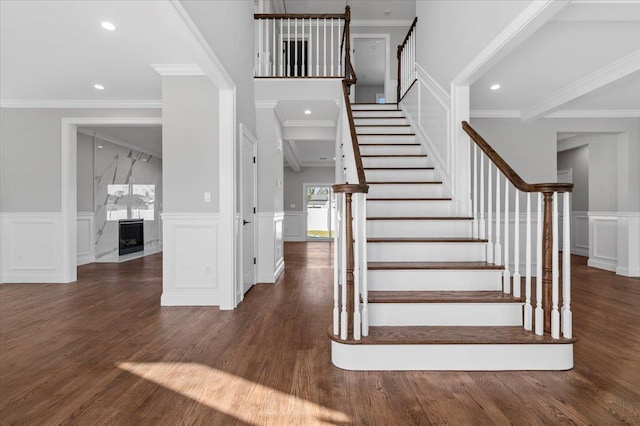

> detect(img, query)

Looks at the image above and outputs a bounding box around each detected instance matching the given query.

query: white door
[241,135,257,294]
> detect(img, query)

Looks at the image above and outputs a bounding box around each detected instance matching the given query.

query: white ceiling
[471,2,640,117]
[289,139,336,166]
[276,100,339,125]
[0,0,199,103]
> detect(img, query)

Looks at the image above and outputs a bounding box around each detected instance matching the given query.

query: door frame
[238,123,258,301]
[350,33,391,103]
[303,183,334,241]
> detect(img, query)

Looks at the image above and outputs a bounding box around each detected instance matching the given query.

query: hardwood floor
[1,243,639,424]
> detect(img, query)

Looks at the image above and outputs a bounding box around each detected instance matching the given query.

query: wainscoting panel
[572,211,589,257]
[161,214,219,306]
[1,213,64,283]
[257,212,285,283]
[588,213,618,272]
[284,211,305,242]
[77,212,96,266]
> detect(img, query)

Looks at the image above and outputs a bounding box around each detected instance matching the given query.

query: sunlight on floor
[118,362,350,425]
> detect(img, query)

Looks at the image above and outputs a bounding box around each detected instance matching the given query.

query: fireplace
[119,219,144,256]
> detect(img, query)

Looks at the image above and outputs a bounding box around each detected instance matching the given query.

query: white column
[340,192,347,339]
[562,191,572,338]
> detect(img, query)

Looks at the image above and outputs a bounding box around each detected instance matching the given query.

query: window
[107,184,155,221]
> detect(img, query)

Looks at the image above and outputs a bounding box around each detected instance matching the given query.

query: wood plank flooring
[1,242,639,424]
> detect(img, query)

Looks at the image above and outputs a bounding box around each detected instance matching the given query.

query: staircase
[329,103,576,371]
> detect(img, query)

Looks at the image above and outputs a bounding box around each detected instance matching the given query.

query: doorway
[240,125,257,296]
[350,34,390,103]
[304,184,335,240]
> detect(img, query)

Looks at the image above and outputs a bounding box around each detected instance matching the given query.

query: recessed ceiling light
[97,145,104,149]
[333,157,336,160]
[101,21,116,31]
[490,83,501,91]
[304,110,311,115]
[94,84,105,90]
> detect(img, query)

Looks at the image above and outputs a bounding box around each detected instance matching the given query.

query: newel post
[541,191,554,333]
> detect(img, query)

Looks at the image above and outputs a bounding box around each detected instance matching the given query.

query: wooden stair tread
[355,116,406,119]
[368,181,443,185]
[367,216,473,220]
[367,197,451,201]
[352,102,398,105]
[329,326,577,345]
[352,109,400,112]
[368,261,504,270]
[368,290,523,304]
[368,237,488,243]
[356,124,411,127]
[362,154,426,158]
[364,167,435,170]
[359,143,420,146]
[357,133,416,136]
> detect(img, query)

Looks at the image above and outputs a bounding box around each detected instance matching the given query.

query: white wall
[415,1,533,90]
[557,145,588,212]
[181,0,256,136]
[355,85,384,104]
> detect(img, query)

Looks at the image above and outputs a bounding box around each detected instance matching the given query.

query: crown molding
[544,109,640,119]
[77,128,162,159]
[350,19,413,27]
[521,49,640,121]
[0,99,162,109]
[283,120,335,128]
[255,100,278,109]
[470,109,640,119]
[151,64,205,76]
[470,110,521,118]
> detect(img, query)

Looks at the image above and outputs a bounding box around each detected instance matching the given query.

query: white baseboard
[588,258,617,272]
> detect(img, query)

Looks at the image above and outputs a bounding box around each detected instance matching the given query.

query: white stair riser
[353,110,404,118]
[368,269,503,291]
[331,341,574,371]
[351,104,398,111]
[367,200,453,217]
[367,184,443,198]
[368,303,524,326]
[357,126,414,134]
[367,243,486,262]
[363,157,431,168]
[354,118,408,126]
[367,219,472,238]
[358,135,416,144]
[359,145,423,156]
[365,169,437,182]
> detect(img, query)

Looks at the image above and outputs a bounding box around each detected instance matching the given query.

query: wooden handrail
[462,121,573,194]
[400,17,418,50]
[254,13,346,19]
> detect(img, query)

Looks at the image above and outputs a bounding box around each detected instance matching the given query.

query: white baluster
[257,19,262,76]
[279,19,284,77]
[353,193,361,340]
[333,195,340,335]
[316,18,319,76]
[264,18,269,76]
[524,192,532,331]
[338,19,342,76]
[472,145,478,238]
[287,18,291,77]
[503,180,511,294]
[562,191,572,338]
[495,169,502,265]
[301,19,306,77]
[487,162,494,263]
[551,192,560,339]
[323,18,327,76]
[513,190,521,298]
[294,18,298,77]
[361,193,369,336]
[479,154,486,239]
[272,19,276,76]
[331,18,334,76]
[535,192,543,336]
[340,193,347,340]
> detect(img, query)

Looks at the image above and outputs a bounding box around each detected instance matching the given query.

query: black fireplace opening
[119,219,144,256]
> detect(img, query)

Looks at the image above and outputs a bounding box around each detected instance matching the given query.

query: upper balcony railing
[254,10,350,78]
